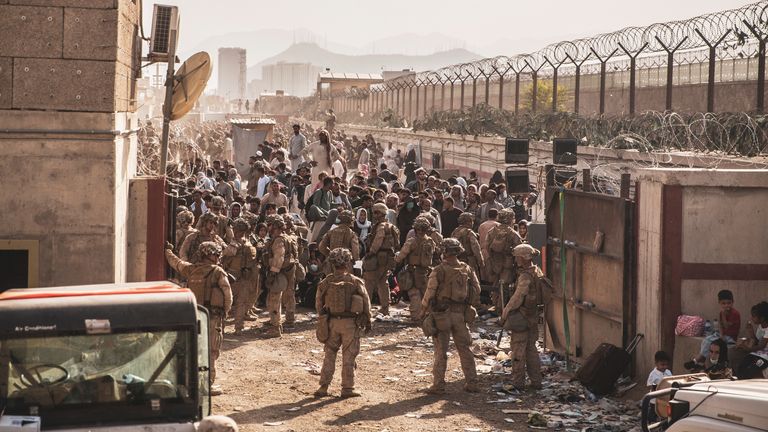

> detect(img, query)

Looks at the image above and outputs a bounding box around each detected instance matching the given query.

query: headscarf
[355,208,371,241]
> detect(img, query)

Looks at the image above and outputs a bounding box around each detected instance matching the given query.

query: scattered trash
[264,421,284,426]
[284,407,301,412]
[504,418,515,423]
[464,428,481,432]
[383,376,400,382]
[528,412,548,427]
[404,412,422,419]
[370,350,386,355]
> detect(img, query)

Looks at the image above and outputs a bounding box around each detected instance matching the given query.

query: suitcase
[576,334,643,395]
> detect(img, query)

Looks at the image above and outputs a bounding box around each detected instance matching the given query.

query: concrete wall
[0,0,139,287]
[636,169,768,376]
[342,124,767,186]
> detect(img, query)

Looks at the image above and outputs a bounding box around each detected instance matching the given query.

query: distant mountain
[248,42,483,79]
[363,32,467,56]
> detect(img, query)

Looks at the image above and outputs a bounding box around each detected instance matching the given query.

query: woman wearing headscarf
[354,208,371,242]
[450,185,466,210]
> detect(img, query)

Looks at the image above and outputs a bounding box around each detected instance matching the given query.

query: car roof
[688,379,768,397]
[0,282,199,336]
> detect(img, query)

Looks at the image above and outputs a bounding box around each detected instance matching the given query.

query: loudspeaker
[505,168,530,194]
[505,138,530,164]
[553,138,578,165]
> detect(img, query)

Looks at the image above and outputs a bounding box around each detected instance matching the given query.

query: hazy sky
[143,0,749,58]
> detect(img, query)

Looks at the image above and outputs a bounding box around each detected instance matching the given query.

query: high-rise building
[218,47,246,101]
[261,62,322,97]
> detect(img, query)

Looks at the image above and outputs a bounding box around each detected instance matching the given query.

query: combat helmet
[232,218,250,233]
[211,196,226,209]
[498,208,515,224]
[177,210,195,225]
[512,243,540,259]
[458,212,475,225]
[372,203,388,216]
[199,212,218,225]
[442,238,465,256]
[413,217,432,232]
[328,247,353,267]
[338,210,355,225]
[198,241,223,258]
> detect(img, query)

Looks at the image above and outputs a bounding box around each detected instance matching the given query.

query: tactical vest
[367,222,399,252]
[453,227,473,259]
[222,241,258,280]
[186,264,227,311]
[217,216,231,239]
[517,265,549,318]
[187,232,214,264]
[324,275,359,316]
[407,236,435,267]
[489,226,517,255]
[435,263,471,304]
[265,235,296,271]
[328,226,355,251]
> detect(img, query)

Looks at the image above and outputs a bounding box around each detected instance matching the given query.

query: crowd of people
[159,119,543,397]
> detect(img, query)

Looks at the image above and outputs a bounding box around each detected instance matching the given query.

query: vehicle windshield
[0,330,193,415]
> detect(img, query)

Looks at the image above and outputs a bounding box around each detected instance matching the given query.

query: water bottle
[713,319,719,334]
[704,320,713,336]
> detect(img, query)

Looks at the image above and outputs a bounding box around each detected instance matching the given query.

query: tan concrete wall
[0,0,140,287]
[682,187,768,264]
[635,180,664,380]
[342,124,767,185]
[126,178,148,282]
[0,110,138,286]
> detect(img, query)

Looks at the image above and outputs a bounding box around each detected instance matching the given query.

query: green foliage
[521,80,570,112]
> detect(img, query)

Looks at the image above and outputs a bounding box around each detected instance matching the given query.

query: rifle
[496,280,505,347]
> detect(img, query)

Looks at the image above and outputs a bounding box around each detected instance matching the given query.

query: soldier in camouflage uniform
[263,215,298,337]
[318,210,360,274]
[420,214,444,266]
[175,210,198,251]
[486,209,522,310]
[501,244,548,390]
[281,214,302,328]
[221,218,260,333]
[395,216,436,323]
[165,241,232,395]
[363,203,400,315]
[451,212,484,276]
[421,238,481,394]
[179,212,227,264]
[196,196,234,243]
[314,248,372,398]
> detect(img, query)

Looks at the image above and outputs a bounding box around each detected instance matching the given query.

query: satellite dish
[170,51,212,120]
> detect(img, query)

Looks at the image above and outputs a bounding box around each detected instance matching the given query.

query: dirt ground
[214,304,544,432]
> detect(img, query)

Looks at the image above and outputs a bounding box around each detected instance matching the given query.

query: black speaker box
[505,138,530,164]
[505,168,530,194]
[553,138,578,165]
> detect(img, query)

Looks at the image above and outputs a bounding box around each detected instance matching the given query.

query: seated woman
[736,301,768,379]
[685,338,730,379]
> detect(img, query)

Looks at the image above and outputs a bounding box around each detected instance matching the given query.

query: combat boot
[263,325,282,338]
[313,385,329,398]
[464,382,480,393]
[423,384,446,395]
[340,389,361,398]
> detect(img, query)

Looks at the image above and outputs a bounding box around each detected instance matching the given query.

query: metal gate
[544,187,635,362]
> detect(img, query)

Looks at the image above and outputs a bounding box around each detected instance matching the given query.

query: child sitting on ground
[647,351,673,423]
[685,290,740,369]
